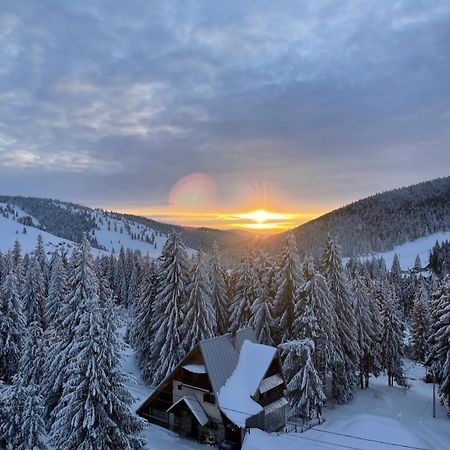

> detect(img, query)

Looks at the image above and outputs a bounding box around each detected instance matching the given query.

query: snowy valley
[1,182,450,450]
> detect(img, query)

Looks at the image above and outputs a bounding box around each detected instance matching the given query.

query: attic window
[204,393,215,404]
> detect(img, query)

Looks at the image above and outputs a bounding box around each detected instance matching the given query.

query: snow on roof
[182,364,207,374]
[167,396,209,426]
[263,397,288,415]
[218,340,277,428]
[259,374,284,394]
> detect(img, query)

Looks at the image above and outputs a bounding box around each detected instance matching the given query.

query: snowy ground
[244,360,450,450]
[121,322,450,450]
[356,231,450,270]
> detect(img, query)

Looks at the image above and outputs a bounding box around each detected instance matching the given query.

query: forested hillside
[0,196,248,253]
[272,176,450,258]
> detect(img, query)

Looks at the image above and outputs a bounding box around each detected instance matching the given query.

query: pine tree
[45,251,67,326]
[50,285,144,449]
[43,234,100,425]
[411,279,429,362]
[280,340,325,421]
[209,242,229,335]
[426,277,450,400]
[352,273,380,389]
[20,320,46,386]
[414,254,422,271]
[250,263,275,346]
[22,257,46,328]
[294,259,341,386]
[274,233,303,342]
[0,270,25,382]
[229,251,258,332]
[320,237,359,402]
[381,284,405,386]
[147,233,190,385]
[181,253,216,352]
[35,234,49,290]
[130,261,159,369]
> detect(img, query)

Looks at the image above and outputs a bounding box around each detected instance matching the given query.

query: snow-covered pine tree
[45,251,67,326]
[0,270,25,382]
[1,379,47,450]
[181,253,216,352]
[15,383,47,450]
[411,278,430,362]
[320,237,359,402]
[381,283,405,386]
[20,320,46,386]
[43,233,100,425]
[147,233,190,385]
[114,246,128,305]
[229,250,258,332]
[209,241,229,335]
[352,273,380,389]
[274,232,303,342]
[22,256,46,328]
[34,234,49,290]
[50,282,144,450]
[280,340,325,421]
[426,277,450,400]
[390,254,402,282]
[293,259,341,386]
[251,262,275,346]
[130,260,159,365]
[414,254,422,271]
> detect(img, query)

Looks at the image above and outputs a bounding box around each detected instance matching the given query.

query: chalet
[137,328,287,447]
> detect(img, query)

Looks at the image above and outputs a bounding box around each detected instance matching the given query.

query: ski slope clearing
[0,214,76,255]
[358,231,450,270]
[244,360,450,450]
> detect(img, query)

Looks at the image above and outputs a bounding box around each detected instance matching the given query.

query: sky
[1,1,450,231]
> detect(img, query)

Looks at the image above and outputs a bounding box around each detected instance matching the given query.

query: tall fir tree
[280,340,325,421]
[43,234,100,425]
[381,284,405,386]
[0,269,25,382]
[22,256,46,328]
[426,277,450,400]
[50,282,144,449]
[181,253,216,352]
[320,237,359,402]
[251,262,275,346]
[209,242,229,335]
[411,278,430,362]
[45,251,67,326]
[274,232,303,342]
[294,259,342,386]
[130,261,159,375]
[352,273,381,389]
[148,233,190,385]
[229,251,258,332]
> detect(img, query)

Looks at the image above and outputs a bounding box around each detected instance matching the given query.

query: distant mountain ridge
[1,176,449,258]
[0,195,249,254]
[271,176,450,258]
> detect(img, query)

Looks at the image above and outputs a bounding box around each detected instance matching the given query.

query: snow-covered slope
[0,208,76,255]
[0,201,169,257]
[357,231,450,270]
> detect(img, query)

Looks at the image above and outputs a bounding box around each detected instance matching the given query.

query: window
[204,393,215,404]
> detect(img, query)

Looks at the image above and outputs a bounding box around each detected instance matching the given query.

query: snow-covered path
[244,360,450,450]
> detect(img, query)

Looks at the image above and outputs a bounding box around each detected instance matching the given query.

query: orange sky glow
[104,173,326,233]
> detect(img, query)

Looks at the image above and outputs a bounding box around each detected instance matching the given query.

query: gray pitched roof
[199,328,257,394]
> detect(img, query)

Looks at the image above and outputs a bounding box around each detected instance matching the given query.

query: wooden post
[433,369,436,419]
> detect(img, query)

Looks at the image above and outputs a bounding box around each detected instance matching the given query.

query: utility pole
[432,369,436,418]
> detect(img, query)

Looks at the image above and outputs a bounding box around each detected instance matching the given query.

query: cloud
[0,0,449,214]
